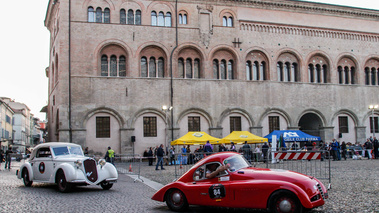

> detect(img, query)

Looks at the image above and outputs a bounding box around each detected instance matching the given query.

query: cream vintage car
[16,142,118,192]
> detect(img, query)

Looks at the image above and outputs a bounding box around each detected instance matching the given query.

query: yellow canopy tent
[220,131,268,144]
[170,132,221,146]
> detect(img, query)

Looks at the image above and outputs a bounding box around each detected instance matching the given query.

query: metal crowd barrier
[255,150,332,189]
[114,154,143,182]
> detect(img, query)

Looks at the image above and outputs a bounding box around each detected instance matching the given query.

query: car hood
[231,167,311,183]
[52,156,92,162]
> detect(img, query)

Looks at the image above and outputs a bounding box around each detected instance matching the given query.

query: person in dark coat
[148,147,154,166]
[155,144,165,170]
[373,137,379,159]
[5,147,13,170]
[262,142,269,163]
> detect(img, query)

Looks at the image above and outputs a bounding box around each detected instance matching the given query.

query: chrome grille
[84,159,98,183]
[317,183,325,199]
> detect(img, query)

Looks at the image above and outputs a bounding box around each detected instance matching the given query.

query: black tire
[56,170,72,193]
[100,182,113,190]
[165,189,189,212]
[22,168,33,187]
[269,190,303,213]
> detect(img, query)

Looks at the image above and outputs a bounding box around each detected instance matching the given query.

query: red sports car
[152,152,328,213]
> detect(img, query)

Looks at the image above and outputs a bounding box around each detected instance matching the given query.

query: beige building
[0,99,14,151]
[44,0,379,155]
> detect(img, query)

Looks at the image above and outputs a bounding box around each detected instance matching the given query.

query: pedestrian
[0,150,3,171]
[84,147,89,156]
[341,141,347,160]
[204,141,213,154]
[331,139,338,161]
[364,139,373,159]
[104,146,115,165]
[373,137,379,159]
[230,142,236,152]
[254,145,261,162]
[262,142,269,163]
[242,141,251,162]
[218,144,227,152]
[155,144,165,170]
[5,147,13,170]
[148,147,154,166]
[169,146,175,165]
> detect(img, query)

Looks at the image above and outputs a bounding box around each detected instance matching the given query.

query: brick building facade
[44,0,379,155]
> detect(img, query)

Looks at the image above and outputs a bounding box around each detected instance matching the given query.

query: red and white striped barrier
[274,152,321,160]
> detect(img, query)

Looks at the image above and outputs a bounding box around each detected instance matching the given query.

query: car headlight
[99,159,106,166]
[75,160,82,167]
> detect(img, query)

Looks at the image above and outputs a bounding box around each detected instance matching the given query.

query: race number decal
[39,162,45,174]
[208,184,226,199]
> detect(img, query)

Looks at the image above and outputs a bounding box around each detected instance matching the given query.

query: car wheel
[165,189,189,212]
[22,168,33,187]
[56,170,72,193]
[100,182,113,190]
[269,190,302,213]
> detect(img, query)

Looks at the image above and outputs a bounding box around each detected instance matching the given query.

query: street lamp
[369,105,378,138]
[162,105,173,151]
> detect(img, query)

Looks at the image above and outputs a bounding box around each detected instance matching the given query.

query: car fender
[53,163,77,182]
[267,180,314,209]
[18,163,34,180]
[98,163,118,178]
[152,182,188,202]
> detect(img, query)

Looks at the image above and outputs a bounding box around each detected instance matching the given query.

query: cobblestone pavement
[1,158,378,213]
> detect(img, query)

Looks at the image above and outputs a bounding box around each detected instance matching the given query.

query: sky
[1,0,379,121]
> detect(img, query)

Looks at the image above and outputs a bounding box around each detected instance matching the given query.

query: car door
[32,147,54,181]
[187,162,231,207]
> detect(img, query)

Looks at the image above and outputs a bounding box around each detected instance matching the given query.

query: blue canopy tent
[264,130,321,144]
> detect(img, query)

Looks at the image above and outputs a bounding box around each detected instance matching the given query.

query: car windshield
[52,146,84,157]
[223,154,250,172]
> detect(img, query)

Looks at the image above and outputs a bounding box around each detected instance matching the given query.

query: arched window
[213,60,219,79]
[246,61,252,80]
[372,67,377,85]
[194,59,200,78]
[179,14,183,24]
[316,64,321,83]
[158,58,164,77]
[88,7,95,22]
[149,57,156,77]
[338,66,343,84]
[344,66,349,84]
[104,8,110,23]
[277,62,283,81]
[322,65,327,83]
[158,12,164,26]
[183,14,187,24]
[253,61,259,80]
[141,57,147,77]
[365,67,370,85]
[186,58,192,78]
[178,58,184,78]
[222,16,227,26]
[96,7,102,23]
[261,62,267,80]
[165,12,171,27]
[120,9,126,24]
[101,55,108,76]
[227,17,233,27]
[119,56,126,77]
[228,60,234,79]
[308,64,314,83]
[110,55,117,76]
[128,9,134,24]
[135,10,141,25]
[151,11,157,26]
[350,67,355,84]
[220,60,227,80]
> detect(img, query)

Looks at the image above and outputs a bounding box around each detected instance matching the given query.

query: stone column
[250,126,263,136]
[319,126,334,142]
[355,126,366,143]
